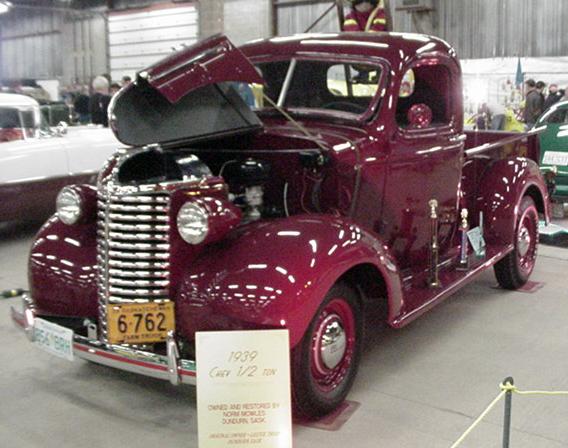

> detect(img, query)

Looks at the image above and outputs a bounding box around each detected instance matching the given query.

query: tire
[291,282,363,419]
[494,196,539,289]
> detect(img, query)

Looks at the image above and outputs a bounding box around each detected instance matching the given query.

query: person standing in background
[523,79,543,128]
[543,84,564,110]
[89,75,111,127]
[343,0,387,32]
[73,85,90,124]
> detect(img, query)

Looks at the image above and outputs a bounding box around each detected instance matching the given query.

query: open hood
[109,34,265,147]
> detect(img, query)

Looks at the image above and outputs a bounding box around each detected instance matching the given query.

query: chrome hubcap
[320,316,347,370]
[518,226,531,258]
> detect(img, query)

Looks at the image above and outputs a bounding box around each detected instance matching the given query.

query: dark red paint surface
[27,33,550,350]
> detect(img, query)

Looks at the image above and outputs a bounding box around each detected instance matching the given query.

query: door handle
[449,134,466,143]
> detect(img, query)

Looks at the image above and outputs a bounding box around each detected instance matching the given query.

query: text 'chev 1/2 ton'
[11,32,549,419]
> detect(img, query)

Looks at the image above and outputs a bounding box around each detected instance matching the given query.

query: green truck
[536,100,568,200]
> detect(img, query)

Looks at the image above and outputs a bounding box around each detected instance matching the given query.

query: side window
[396,64,452,129]
[327,64,380,98]
[544,108,568,124]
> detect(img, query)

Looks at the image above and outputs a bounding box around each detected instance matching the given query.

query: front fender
[175,214,402,348]
[478,157,549,246]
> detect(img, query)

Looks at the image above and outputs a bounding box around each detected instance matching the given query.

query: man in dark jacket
[543,84,564,111]
[523,79,543,128]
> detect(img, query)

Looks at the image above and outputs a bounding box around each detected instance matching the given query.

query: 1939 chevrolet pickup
[11,33,549,418]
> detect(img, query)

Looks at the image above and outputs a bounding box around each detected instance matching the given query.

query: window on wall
[396,64,452,129]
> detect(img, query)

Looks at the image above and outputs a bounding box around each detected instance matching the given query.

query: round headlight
[56,187,82,225]
[177,202,209,244]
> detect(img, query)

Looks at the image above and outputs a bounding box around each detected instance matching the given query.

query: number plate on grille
[107,302,175,344]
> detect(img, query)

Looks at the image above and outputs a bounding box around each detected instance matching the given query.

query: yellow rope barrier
[450,380,568,448]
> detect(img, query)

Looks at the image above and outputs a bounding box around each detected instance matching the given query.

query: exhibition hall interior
[2,0,568,447]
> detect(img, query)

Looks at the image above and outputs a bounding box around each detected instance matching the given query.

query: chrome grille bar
[97,186,171,344]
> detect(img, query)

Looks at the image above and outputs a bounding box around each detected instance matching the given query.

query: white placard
[196,330,292,448]
[467,226,486,258]
[33,318,74,361]
[542,151,568,166]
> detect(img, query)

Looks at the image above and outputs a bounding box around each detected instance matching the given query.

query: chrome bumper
[10,294,196,386]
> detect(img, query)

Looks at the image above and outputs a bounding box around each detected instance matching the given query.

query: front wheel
[291,282,363,419]
[494,196,539,289]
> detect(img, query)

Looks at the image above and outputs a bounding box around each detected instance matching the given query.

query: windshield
[251,59,382,118]
[0,106,38,141]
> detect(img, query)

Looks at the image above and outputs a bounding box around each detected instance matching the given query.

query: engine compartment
[112,131,340,222]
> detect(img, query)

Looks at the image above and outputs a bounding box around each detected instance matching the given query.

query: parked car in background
[0,93,40,143]
[535,100,568,200]
[0,93,119,222]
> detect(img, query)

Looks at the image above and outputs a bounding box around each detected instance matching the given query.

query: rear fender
[478,157,549,246]
[174,215,403,348]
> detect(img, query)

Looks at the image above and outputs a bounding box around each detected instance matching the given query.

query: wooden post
[384,0,393,31]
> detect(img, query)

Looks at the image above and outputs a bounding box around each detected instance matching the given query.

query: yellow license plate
[106,302,175,344]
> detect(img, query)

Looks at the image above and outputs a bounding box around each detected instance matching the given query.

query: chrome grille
[97,189,171,343]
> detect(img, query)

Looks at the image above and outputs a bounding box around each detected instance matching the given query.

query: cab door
[381,60,464,272]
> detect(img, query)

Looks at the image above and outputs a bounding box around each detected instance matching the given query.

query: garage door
[108,2,198,82]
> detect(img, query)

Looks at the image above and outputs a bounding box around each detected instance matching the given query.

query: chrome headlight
[177,202,209,244]
[56,187,82,225]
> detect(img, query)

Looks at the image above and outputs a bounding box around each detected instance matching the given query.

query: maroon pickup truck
[12,33,549,419]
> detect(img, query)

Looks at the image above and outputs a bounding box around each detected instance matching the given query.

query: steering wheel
[322,101,366,114]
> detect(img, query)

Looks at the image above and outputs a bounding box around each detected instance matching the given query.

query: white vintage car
[0,93,119,222]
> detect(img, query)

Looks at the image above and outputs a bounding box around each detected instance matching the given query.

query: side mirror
[407,103,432,129]
[55,121,68,136]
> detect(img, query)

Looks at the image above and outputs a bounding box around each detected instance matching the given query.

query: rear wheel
[291,282,362,419]
[494,196,539,289]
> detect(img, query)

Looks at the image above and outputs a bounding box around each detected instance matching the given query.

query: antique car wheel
[291,282,363,419]
[494,196,539,289]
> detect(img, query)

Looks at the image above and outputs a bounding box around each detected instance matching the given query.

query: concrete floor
[1,220,568,448]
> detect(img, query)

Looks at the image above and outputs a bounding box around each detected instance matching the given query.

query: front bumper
[11,294,196,386]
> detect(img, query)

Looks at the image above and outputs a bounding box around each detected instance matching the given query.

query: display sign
[467,226,486,258]
[542,151,568,166]
[33,318,74,361]
[196,330,292,448]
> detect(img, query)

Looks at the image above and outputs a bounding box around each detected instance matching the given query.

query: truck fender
[477,157,549,246]
[174,214,403,348]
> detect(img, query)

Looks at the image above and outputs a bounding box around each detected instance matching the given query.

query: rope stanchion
[450,377,568,448]
[449,387,508,448]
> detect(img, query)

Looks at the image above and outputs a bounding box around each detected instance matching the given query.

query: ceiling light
[0,2,12,15]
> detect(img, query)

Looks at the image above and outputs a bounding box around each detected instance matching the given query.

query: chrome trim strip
[106,222,169,232]
[108,195,169,203]
[105,277,169,288]
[108,286,169,296]
[107,250,169,260]
[11,297,196,386]
[108,268,169,278]
[102,258,169,269]
[103,203,168,212]
[104,231,169,242]
[102,212,169,222]
[107,241,170,251]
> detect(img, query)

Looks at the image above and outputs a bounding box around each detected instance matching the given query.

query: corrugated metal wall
[0,6,108,85]
[276,0,568,58]
[224,0,271,46]
[433,0,568,58]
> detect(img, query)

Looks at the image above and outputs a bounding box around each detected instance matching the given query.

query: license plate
[542,151,568,166]
[33,318,74,361]
[107,302,175,344]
